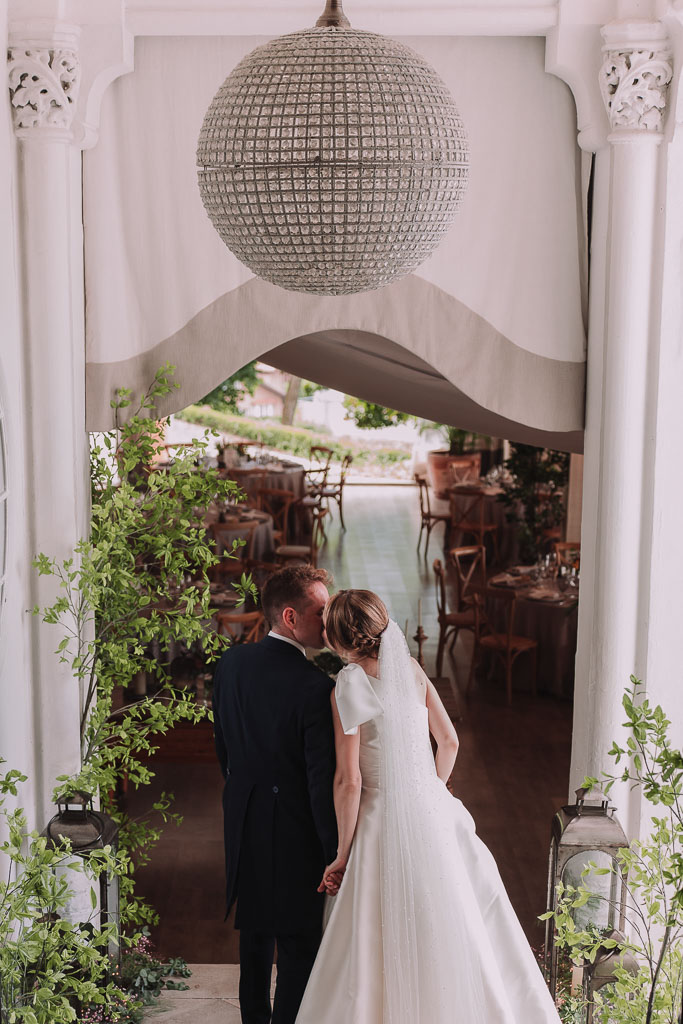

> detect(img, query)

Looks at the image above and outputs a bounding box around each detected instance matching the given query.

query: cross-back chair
[415,473,450,556]
[554,541,581,569]
[318,453,353,530]
[215,608,265,645]
[432,559,478,677]
[305,445,334,494]
[275,506,328,567]
[449,488,499,565]
[469,585,537,705]
[226,467,267,501]
[448,545,487,609]
[209,519,259,580]
[447,453,482,485]
[256,487,296,546]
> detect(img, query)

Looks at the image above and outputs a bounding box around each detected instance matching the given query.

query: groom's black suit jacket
[213,634,338,934]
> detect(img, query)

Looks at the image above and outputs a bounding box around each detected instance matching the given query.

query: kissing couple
[213,565,561,1024]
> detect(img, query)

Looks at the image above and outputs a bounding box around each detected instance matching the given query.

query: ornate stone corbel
[8,45,80,135]
[600,24,673,135]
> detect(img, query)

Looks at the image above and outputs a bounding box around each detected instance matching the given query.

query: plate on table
[489,573,516,588]
[490,573,530,589]
[525,588,564,603]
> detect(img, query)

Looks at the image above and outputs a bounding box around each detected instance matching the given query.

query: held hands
[318,854,347,896]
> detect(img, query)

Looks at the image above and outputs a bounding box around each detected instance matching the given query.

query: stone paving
[145,965,275,1022]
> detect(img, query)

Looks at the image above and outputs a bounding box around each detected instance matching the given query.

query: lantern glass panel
[562,850,618,931]
[586,980,619,1023]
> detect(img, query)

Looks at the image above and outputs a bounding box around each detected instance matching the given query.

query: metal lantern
[544,788,628,999]
[582,930,639,1024]
[44,792,120,960]
[196,0,469,295]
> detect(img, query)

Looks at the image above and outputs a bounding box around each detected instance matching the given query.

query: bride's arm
[414,660,459,784]
[318,691,362,895]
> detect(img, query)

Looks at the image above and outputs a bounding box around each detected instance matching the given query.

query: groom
[213,565,338,1024]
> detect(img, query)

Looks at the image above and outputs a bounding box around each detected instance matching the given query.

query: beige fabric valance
[84,35,586,450]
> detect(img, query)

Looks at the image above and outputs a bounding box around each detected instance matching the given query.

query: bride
[296,589,561,1024]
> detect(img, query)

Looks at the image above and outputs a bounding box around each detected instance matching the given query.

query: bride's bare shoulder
[409,656,428,692]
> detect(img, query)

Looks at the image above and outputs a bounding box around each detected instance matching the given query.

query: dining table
[223,459,307,502]
[487,567,579,698]
[203,504,275,562]
[449,482,519,567]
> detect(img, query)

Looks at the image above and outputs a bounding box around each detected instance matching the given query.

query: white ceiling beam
[124,2,561,37]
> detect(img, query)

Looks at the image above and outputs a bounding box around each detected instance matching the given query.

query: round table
[224,462,306,503]
[204,507,275,561]
[487,570,578,698]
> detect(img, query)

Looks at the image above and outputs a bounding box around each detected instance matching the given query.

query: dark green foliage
[198,361,260,412]
[342,397,412,430]
[497,444,570,563]
[118,932,190,1005]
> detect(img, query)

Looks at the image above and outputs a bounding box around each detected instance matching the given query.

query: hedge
[177,406,409,467]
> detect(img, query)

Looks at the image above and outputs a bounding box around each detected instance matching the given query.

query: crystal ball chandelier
[197,0,469,295]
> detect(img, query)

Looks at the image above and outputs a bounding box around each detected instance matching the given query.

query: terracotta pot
[426,450,482,498]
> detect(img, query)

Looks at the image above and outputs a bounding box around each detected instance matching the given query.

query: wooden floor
[124,484,573,963]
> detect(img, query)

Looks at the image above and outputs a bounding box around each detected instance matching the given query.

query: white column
[642,9,683,751]
[569,22,673,835]
[7,25,88,825]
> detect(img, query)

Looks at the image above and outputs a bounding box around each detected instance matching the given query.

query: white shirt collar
[268,630,306,657]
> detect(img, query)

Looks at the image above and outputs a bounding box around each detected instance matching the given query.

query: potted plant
[424,425,484,498]
[543,677,683,1023]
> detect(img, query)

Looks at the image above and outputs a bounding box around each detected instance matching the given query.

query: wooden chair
[449,488,499,564]
[275,506,328,567]
[305,445,334,495]
[256,487,295,546]
[433,559,477,677]
[554,541,581,569]
[226,467,268,501]
[318,453,353,530]
[209,520,259,580]
[470,586,537,705]
[448,545,487,609]
[215,609,264,644]
[447,453,482,485]
[415,473,450,556]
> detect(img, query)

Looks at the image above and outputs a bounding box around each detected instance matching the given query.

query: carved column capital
[7,23,81,142]
[600,22,673,139]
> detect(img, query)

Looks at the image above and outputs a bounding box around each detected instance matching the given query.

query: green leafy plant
[543,677,683,1023]
[118,932,190,1005]
[198,360,260,413]
[342,397,413,431]
[497,443,569,563]
[0,761,137,1024]
[32,366,250,933]
[420,422,483,456]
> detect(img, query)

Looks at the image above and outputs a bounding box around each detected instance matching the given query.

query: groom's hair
[261,565,332,626]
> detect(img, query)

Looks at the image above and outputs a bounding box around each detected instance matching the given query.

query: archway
[86,275,584,454]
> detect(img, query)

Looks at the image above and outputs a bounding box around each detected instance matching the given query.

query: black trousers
[239,928,321,1024]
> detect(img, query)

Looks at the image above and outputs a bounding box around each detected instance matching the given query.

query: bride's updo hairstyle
[325,590,390,659]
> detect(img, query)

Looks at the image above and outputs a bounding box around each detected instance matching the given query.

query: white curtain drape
[84,34,587,450]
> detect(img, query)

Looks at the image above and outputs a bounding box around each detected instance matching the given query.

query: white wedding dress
[296,621,560,1024]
